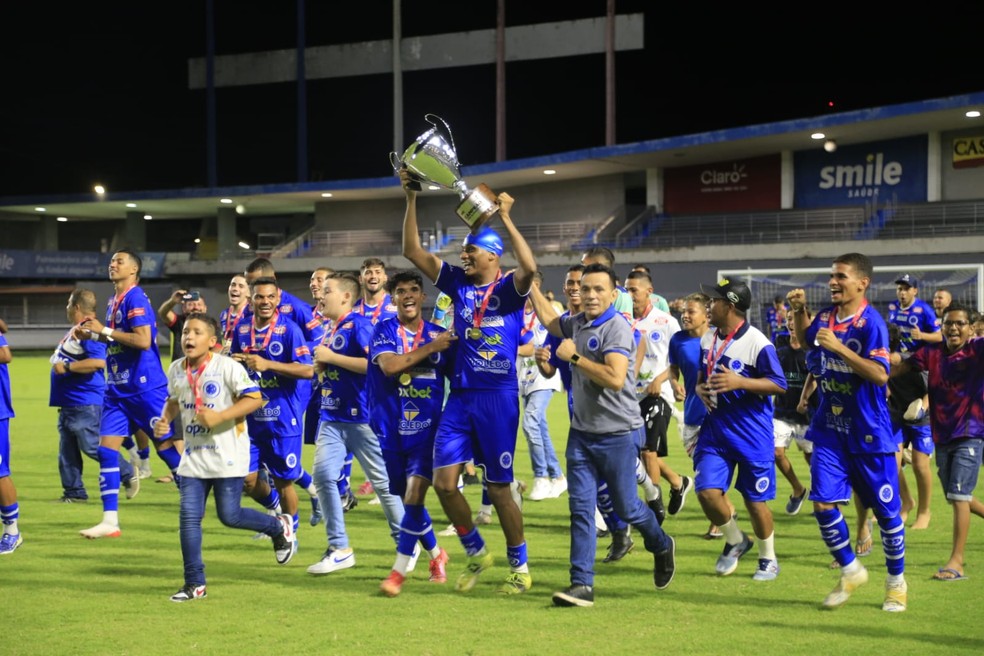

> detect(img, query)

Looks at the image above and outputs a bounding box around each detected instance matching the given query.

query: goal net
[717,263,984,330]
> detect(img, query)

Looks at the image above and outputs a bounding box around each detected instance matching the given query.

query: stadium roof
[2,91,982,223]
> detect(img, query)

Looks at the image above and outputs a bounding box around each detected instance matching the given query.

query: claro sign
[663,154,780,213]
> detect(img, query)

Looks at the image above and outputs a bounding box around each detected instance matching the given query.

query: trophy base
[456,184,499,233]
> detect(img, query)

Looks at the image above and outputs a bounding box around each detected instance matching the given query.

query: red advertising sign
[664,154,781,213]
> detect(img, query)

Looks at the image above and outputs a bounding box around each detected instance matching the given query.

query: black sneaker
[603,528,634,563]
[667,475,693,516]
[648,488,666,526]
[552,584,594,607]
[462,472,481,486]
[58,496,87,503]
[653,535,676,590]
[342,490,359,512]
[170,584,207,602]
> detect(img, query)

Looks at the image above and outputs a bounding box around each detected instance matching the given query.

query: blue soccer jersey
[887,297,938,353]
[49,327,107,407]
[103,285,168,399]
[231,313,312,437]
[353,294,398,326]
[241,288,324,345]
[218,305,248,350]
[0,333,12,420]
[698,323,786,461]
[317,312,374,423]
[367,317,449,448]
[435,262,527,391]
[668,330,708,427]
[805,303,894,453]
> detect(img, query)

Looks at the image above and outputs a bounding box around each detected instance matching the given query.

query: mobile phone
[182,291,201,302]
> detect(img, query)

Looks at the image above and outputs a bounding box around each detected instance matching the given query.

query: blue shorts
[937,438,984,502]
[693,446,776,502]
[0,419,10,478]
[810,443,901,517]
[893,423,933,455]
[249,433,303,481]
[434,389,519,484]
[101,388,172,441]
[381,440,434,498]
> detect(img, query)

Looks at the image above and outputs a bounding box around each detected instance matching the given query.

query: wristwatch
[65,361,72,373]
[570,353,581,366]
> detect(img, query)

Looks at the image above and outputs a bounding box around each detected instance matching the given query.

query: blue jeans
[313,421,404,550]
[178,475,282,586]
[58,404,133,500]
[566,426,670,587]
[522,390,563,479]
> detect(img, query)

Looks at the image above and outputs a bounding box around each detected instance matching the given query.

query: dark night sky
[1,1,979,197]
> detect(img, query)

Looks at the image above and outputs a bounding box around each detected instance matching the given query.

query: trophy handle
[424,114,456,155]
[389,152,421,191]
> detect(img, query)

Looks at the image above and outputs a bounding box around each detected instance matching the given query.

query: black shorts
[639,395,671,457]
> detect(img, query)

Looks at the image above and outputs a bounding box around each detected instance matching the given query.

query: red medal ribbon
[827,299,868,333]
[322,311,351,347]
[356,298,384,325]
[247,310,279,353]
[630,302,653,333]
[472,270,502,333]
[398,320,425,354]
[109,285,137,329]
[223,306,246,344]
[185,353,212,411]
[705,320,745,379]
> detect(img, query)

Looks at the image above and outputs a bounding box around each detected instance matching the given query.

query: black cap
[700,279,752,312]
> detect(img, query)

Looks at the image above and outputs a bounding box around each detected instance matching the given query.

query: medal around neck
[466,327,482,340]
[399,373,412,386]
[390,114,499,233]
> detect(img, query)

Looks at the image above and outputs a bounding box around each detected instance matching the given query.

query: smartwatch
[570,353,581,366]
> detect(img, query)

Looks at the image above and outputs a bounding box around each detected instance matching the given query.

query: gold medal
[399,373,412,386]
[467,327,482,340]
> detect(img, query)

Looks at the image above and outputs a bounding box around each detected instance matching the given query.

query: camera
[182,291,201,302]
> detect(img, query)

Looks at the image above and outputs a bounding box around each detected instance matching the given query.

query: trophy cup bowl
[390,114,499,233]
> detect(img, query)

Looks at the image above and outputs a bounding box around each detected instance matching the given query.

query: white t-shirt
[166,354,260,479]
[633,305,681,405]
[519,307,563,397]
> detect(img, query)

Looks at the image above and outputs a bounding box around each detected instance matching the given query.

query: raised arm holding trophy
[390,114,499,233]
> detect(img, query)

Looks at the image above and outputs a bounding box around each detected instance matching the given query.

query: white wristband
[101,327,114,338]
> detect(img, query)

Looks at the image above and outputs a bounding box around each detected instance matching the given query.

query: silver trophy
[390,114,499,233]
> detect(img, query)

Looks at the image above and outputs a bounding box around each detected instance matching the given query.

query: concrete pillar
[217,206,238,258]
[124,211,147,251]
[36,215,59,250]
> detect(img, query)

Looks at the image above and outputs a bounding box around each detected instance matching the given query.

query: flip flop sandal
[855,518,874,557]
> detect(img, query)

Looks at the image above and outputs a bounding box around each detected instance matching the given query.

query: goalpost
[717,263,984,330]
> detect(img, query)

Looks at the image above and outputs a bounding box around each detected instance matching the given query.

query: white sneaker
[529,477,552,501]
[883,578,907,612]
[549,476,568,498]
[123,473,140,500]
[823,565,869,609]
[80,521,121,539]
[272,514,297,565]
[475,511,493,525]
[368,496,381,505]
[307,547,356,575]
[406,542,422,573]
[438,523,457,537]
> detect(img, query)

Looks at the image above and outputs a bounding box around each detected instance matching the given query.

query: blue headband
[462,226,504,256]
